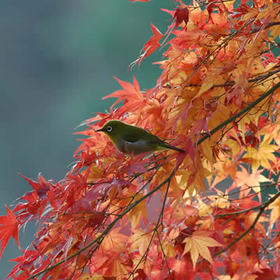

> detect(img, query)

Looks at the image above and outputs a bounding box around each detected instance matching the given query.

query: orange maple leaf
[234,166,271,200]
[0,205,20,259]
[127,194,147,229]
[101,228,127,252]
[183,230,222,268]
[130,230,151,256]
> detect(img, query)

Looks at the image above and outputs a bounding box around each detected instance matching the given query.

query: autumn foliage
[1,0,280,279]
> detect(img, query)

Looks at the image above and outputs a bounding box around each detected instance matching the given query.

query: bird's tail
[162,142,185,153]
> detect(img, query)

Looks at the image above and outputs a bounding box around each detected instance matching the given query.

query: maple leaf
[0,205,20,260]
[268,195,280,230]
[6,249,39,280]
[255,268,277,280]
[127,194,147,229]
[234,166,270,199]
[243,135,278,171]
[206,0,224,23]
[182,230,222,268]
[103,76,143,110]
[195,79,214,99]
[78,274,103,280]
[20,174,51,197]
[168,258,194,280]
[130,230,151,256]
[101,228,127,252]
[130,23,163,67]
[174,7,189,28]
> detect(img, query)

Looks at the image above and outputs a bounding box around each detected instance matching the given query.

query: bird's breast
[115,139,156,155]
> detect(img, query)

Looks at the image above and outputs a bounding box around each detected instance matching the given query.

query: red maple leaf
[0,205,20,259]
[130,23,163,67]
[174,7,189,28]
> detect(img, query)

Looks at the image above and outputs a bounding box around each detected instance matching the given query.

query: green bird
[96,120,184,155]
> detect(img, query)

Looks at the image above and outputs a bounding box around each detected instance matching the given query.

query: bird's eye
[106,126,112,132]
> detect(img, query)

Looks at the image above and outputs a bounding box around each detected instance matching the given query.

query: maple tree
[1,0,280,279]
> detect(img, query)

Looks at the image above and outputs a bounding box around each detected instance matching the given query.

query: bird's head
[96,120,127,142]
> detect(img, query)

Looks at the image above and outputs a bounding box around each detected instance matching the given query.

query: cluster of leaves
[1,0,280,279]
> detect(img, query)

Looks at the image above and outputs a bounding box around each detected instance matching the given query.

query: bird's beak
[95,128,104,132]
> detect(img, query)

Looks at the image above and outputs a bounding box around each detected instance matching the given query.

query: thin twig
[184,67,280,89]
[197,81,280,146]
[214,190,280,257]
[27,165,179,280]
[128,178,172,279]
[216,183,279,218]
[156,229,172,279]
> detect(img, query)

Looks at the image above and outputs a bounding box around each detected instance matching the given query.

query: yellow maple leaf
[270,24,280,40]
[210,191,230,209]
[243,134,278,172]
[183,230,223,268]
[78,274,103,280]
[127,194,147,229]
[162,240,176,257]
[129,230,151,256]
[217,275,257,280]
[268,195,280,230]
[275,240,280,248]
[196,79,213,98]
[111,259,128,279]
[198,198,213,217]
[241,8,258,21]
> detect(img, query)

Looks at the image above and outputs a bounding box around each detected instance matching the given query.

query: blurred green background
[0,0,170,275]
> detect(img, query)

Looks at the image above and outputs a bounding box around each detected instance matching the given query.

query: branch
[197,81,280,146]
[216,205,260,218]
[184,67,280,91]
[214,190,280,257]
[251,21,280,34]
[128,179,172,279]
[27,165,179,280]
[216,183,280,218]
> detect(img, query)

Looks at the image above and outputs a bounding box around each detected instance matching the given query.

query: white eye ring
[106,126,112,132]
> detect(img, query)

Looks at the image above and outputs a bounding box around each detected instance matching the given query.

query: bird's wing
[122,133,141,143]
[122,130,160,144]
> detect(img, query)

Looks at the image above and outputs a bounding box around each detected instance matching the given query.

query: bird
[96,120,184,155]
